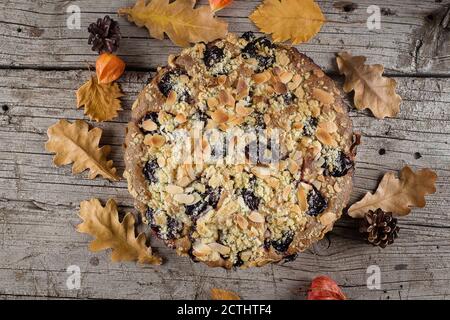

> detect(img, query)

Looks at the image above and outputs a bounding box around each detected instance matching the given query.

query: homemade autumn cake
[124,32,357,268]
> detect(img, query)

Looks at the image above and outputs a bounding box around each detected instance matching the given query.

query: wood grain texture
[1,68,449,300]
[0,0,449,74]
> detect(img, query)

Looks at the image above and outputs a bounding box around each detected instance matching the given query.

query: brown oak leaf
[77,198,162,265]
[45,119,119,181]
[348,166,437,218]
[118,0,228,47]
[336,51,402,119]
[211,288,241,300]
[250,0,325,44]
[77,76,123,122]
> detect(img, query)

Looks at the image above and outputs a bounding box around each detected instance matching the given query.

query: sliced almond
[282,185,292,201]
[312,88,335,105]
[236,104,254,117]
[318,121,338,133]
[179,74,189,84]
[218,90,235,106]
[251,166,271,178]
[166,90,177,106]
[279,71,294,84]
[217,75,227,85]
[166,184,184,194]
[313,68,325,78]
[292,122,303,130]
[277,52,290,66]
[177,176,192,188]
[274,82,288,94]
[265,177,280,189]
[175,113,187,123]
[248,211,265,224]
[295,86,305,99]
[142,120,158,132]
[297,187,307,211]
[252,71,271,84]
[316,128,337,147]
[193,242,212,257]
[208,242,231,255]
[211,109,229,124]
[174,193,196,205]
[235,214,249,230]
[207,97,219,108]
[236,78,249,100]
[288,160,299,175]
[144,134,166,148]
[272,66,283,76]
[319,212,335,226]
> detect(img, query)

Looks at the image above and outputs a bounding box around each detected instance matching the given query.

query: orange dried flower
[96,53,126,84]
[307,276,346,300]
[209,0,233,12]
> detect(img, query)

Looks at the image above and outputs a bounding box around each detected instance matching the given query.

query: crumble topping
[125,32,356,268]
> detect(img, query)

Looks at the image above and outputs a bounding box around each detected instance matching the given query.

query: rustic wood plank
[0,0,449,74]
[0,69,449,299]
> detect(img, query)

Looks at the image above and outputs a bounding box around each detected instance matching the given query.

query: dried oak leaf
[77,76,123,122]
[77,198,162,265]
[211,288,241,300]
[249,0,325,44]
[348,166,437,218]
[45,119,119,181]
[118,0,228,47]
[336,51,402,119]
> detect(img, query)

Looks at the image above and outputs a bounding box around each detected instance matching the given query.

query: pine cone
[88,16,121,53]
[359,209,399,248]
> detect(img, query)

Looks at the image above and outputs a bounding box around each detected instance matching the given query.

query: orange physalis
[209,0,233,12]
[307,276,347,300]
[96,53,126,84]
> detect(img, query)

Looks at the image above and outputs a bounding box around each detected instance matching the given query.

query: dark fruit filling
[323,150,354,177]
[143,159,159,184]
[233,253,244,267]
[185,187,222,220]
[253,112,267,130]
[165,217,183,240]
[242,36,275,71]
[280,92,296,105]
[192,110,210,127]
[158,69,191,102]
[284,253,298,262]
[303,116,319,136]
[241,188,260,211]
[306,186,328,216]
[146,208,183,241]
[203,45,224,68]
[271,231,295,252]
[241,31,256,42]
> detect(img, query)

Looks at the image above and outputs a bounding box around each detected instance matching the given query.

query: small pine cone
[359,209,399,248]
[88,16,121,53]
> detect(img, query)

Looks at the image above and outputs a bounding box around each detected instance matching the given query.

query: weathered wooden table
[0,0,449,300]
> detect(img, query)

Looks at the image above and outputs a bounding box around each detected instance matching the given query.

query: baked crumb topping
[125,32,356,268]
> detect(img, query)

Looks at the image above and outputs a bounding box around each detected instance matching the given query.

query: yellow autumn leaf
[77,76,123,122]
[348,166,437,218]
[336,52,402,119]
[77,198,162,265]
[211,288,241,300]
[249,0,325,44]
[118,0,228,47]
[45,119,119,181]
